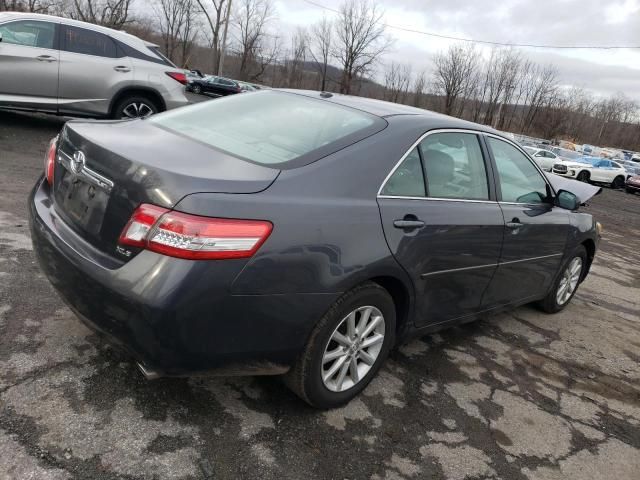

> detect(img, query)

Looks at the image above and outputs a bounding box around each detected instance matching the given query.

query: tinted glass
[420,133,489,200]
[150,91,382,166]
[0,20,55,49]
[380,148,425,197]
[488,137,548,204]
[63,26,116,58]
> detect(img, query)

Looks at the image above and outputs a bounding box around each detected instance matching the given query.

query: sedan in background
[30,90,600,408]
[187,75,242,96]
[523,146,559,171]
[552,157,627,188]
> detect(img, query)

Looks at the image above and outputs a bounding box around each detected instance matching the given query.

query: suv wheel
[577,171,590,182]
[112,95,159,119]
[611,176,625,189]
[538,246,586,313]
[191,84,202,95]
[285,282,396,409]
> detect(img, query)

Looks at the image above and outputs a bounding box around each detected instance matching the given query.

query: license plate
[56,171,108,235]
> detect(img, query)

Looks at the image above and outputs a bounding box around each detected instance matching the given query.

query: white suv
[0,12,190,118]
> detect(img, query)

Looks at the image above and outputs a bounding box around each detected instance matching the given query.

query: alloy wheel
[321,306,385,392]
[121,102,155,119]
[556,257,583,305]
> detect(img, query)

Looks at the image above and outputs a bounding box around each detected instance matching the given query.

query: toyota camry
[30,90,601,408]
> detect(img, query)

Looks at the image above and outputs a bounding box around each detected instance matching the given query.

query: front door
[58,24,133,116]
[482,136,569,306]
[0,19,59,111]
[378,131,504,327]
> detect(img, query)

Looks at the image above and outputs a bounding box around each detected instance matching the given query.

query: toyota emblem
[71,151,86,174]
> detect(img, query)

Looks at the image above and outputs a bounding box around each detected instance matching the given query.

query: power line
[303,0,640,50]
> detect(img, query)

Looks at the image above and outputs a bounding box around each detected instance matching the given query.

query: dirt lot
[1,110,639,480]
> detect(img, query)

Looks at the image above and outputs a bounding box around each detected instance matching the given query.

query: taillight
[165,72,187,85]
[119,203,273,260]
[44,135,58,186]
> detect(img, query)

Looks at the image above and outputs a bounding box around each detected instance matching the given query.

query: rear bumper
[29,178,338,376]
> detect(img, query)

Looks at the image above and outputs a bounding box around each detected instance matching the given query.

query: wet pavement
[1,110,639,479]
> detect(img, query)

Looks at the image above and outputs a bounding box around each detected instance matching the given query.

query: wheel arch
[581,238,596,281]
[364,274,414,340]
[109,87,166,117]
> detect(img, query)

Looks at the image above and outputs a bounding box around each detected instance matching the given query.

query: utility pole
[217,0,233,76]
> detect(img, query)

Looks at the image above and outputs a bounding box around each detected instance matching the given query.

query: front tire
[577,171,590,182]
[285,282,396,409]
[191,84,202,95]
[537,246,587,314]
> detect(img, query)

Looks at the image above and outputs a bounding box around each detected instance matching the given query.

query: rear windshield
[149,90,385,167]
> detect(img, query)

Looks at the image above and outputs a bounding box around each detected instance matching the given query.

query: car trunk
[52,119,279,260]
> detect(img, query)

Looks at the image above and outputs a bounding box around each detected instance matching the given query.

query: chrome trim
[378,195,497,204]
[420,253,562,278]
[377,128,490,198]
[498,253,562,265]
[58,150,114,193]
[421,263,497,278]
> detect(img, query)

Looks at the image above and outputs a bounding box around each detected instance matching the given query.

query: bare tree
[432,44,479,116]
[383,61,411,103]
[0,0,55,12]
[308,15,332,91]
[233,0,274,81]
[285,27,307,88]
[195,0,229,74]
[154,0,198,66]
[68,0,133,29]
[412,70,427,108]
[332,0,391,94]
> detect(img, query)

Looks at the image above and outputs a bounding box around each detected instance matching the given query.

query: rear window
[149,91,385,167]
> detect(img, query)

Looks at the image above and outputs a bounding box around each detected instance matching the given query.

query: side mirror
[555,190,580,210]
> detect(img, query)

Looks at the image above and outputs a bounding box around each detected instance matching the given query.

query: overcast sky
[273,0,640,100]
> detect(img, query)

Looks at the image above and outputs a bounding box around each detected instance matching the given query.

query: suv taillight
[165,72,187,85]
[44,135,58,186]
[119,204,273,260]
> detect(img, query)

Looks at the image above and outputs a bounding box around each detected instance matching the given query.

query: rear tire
[611,176,625,189]
[111,95,159,119]
[577,171,590,183]
[537,246,587,314]
[284,282,396,409]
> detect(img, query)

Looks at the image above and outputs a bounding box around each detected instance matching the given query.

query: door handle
[114,66,131,72]
[506,219,523,229]
[393,219,425,229]
[36,55,56,62]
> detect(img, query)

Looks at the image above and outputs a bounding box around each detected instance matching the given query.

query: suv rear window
[149,91,386,167]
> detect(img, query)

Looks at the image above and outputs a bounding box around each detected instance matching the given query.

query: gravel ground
[1,110,639,480]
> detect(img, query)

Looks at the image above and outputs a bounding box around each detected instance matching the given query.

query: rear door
[377,131,504,327]
[58,24,133,116]
[0,19,59,111]
[482,135,569,306]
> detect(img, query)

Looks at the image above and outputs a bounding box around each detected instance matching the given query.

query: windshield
[149,91,385,167]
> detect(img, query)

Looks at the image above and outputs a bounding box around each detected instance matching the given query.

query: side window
[419,132,489,200]
[487,137,549,204]
[0,20,55,49]
[380,148,425,197]
[62,26,116,58]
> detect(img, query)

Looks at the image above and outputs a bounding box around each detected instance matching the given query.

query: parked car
[622,159,640,179]
[549,147,582,162]
[552,157,627,188]
[0,12,190,118]
[187,75,242,96]
[523,146,560,171]
[626,175,640,194]
[30,90,601,408]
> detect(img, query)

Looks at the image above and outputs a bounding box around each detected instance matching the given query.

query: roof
[0,12,157,50]
[281,89,500,134]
